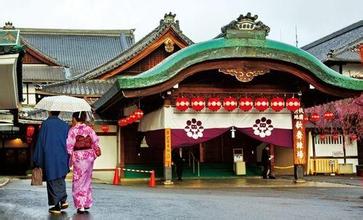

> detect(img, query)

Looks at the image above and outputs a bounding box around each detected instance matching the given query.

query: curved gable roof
[78,13,193,81]
[116,37,363,91]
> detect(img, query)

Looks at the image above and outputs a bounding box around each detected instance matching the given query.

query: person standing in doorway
[261,145,275,179]
[33,111,70,214]
[172,148,184,181]
[67,112,101,214]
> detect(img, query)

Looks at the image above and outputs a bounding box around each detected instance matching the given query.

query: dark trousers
[262,163,271,179]
[175,163,183,180]
[46,177,67,206]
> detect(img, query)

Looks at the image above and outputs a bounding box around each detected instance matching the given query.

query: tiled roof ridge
[21,37,62,66]
[329,37,363,57]
[19,28,135,37]
[302,20,363,50]
[37,13,193,90]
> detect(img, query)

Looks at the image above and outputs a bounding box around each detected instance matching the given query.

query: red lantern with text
[223,96,238,111]
[118,119,128,127]
[359,44,363,64]
[191,97,205,111]
[270,97,284,112]
[130,113,138,123]
[101,124,109,133]
[207,97,221,111]
[310,113,320,122]
[175,97,189,111]
[323,111,334,121]
[134,109,144,120]
[126,116,134,124]
[286,97,300,112]
[254,97,269,112]
[239,97,253,111]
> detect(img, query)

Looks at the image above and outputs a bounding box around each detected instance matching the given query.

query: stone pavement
[1,175,362,188]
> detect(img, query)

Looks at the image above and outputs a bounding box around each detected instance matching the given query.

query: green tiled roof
[116,37,363,91]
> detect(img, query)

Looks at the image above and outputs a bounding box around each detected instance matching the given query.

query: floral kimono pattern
[67,123,100,209]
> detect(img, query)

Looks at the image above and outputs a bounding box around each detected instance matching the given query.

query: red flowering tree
[305,94,363,140]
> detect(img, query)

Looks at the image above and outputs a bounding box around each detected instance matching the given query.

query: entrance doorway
[181,130,264,178]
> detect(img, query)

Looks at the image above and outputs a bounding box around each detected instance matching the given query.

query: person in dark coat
[172,148,184,181]
[261,145,275,179]
[33,111,70,214]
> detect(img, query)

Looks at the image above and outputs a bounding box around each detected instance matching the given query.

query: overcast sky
[1,0,362,46]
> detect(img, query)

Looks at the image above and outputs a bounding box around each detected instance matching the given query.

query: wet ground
[0,177,362,219]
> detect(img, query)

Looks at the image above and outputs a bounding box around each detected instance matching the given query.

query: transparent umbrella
[34,95,92,112]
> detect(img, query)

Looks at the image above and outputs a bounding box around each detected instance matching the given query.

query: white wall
[93,135,118,170]
[308,132,358,173]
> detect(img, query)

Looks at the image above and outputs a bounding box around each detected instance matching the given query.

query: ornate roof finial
[163,12,176,23]
[3,21,15,29]
[220,13,270,39]
[160,12,180,30]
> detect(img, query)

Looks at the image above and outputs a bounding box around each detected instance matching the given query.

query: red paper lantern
[349,133,358,141]
[359,44,363,64]
[126,116,134,124]
[254,97,269,112]
[130,113,138,123]
[223,96,238,111]
[239,97,253,111]
[332,132,339,141]
[286,97,300,112]
[175,97,190,111]
[118,118,128,127]
[26,125,35,137]
[319,133,326,141]
[270,97,284,112]
[134,109,144,120]
[207,97,221,111]
[310,113,320,122]
[101,124,109,133]
[191,97,205,111]
[323,111,334,121]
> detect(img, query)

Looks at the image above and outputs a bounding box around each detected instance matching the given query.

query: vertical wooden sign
[293,108,306,165]
[164,128,172,168]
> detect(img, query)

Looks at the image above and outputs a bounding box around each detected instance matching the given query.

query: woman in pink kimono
[67,112,101,214]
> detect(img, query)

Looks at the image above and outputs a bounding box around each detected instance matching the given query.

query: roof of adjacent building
[22,65,66,82]
[78,12,193,81]
[301,20,363,62]
[38,13,193,97]
[37,79,115,97]
[19,28,135,77]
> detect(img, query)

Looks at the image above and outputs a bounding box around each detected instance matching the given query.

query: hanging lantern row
[306,111,335,123]
[118,109,144,127]
[318,132,357,142]
[175,96,300,112]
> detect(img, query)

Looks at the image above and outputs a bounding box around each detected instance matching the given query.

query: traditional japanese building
[302,21,363,175]
[0,22,135,174]
[94,13,363,182]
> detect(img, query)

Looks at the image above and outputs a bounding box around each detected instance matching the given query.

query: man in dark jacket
[261,145,275,179]
[33,111,69,214]
[172,148,184,181]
